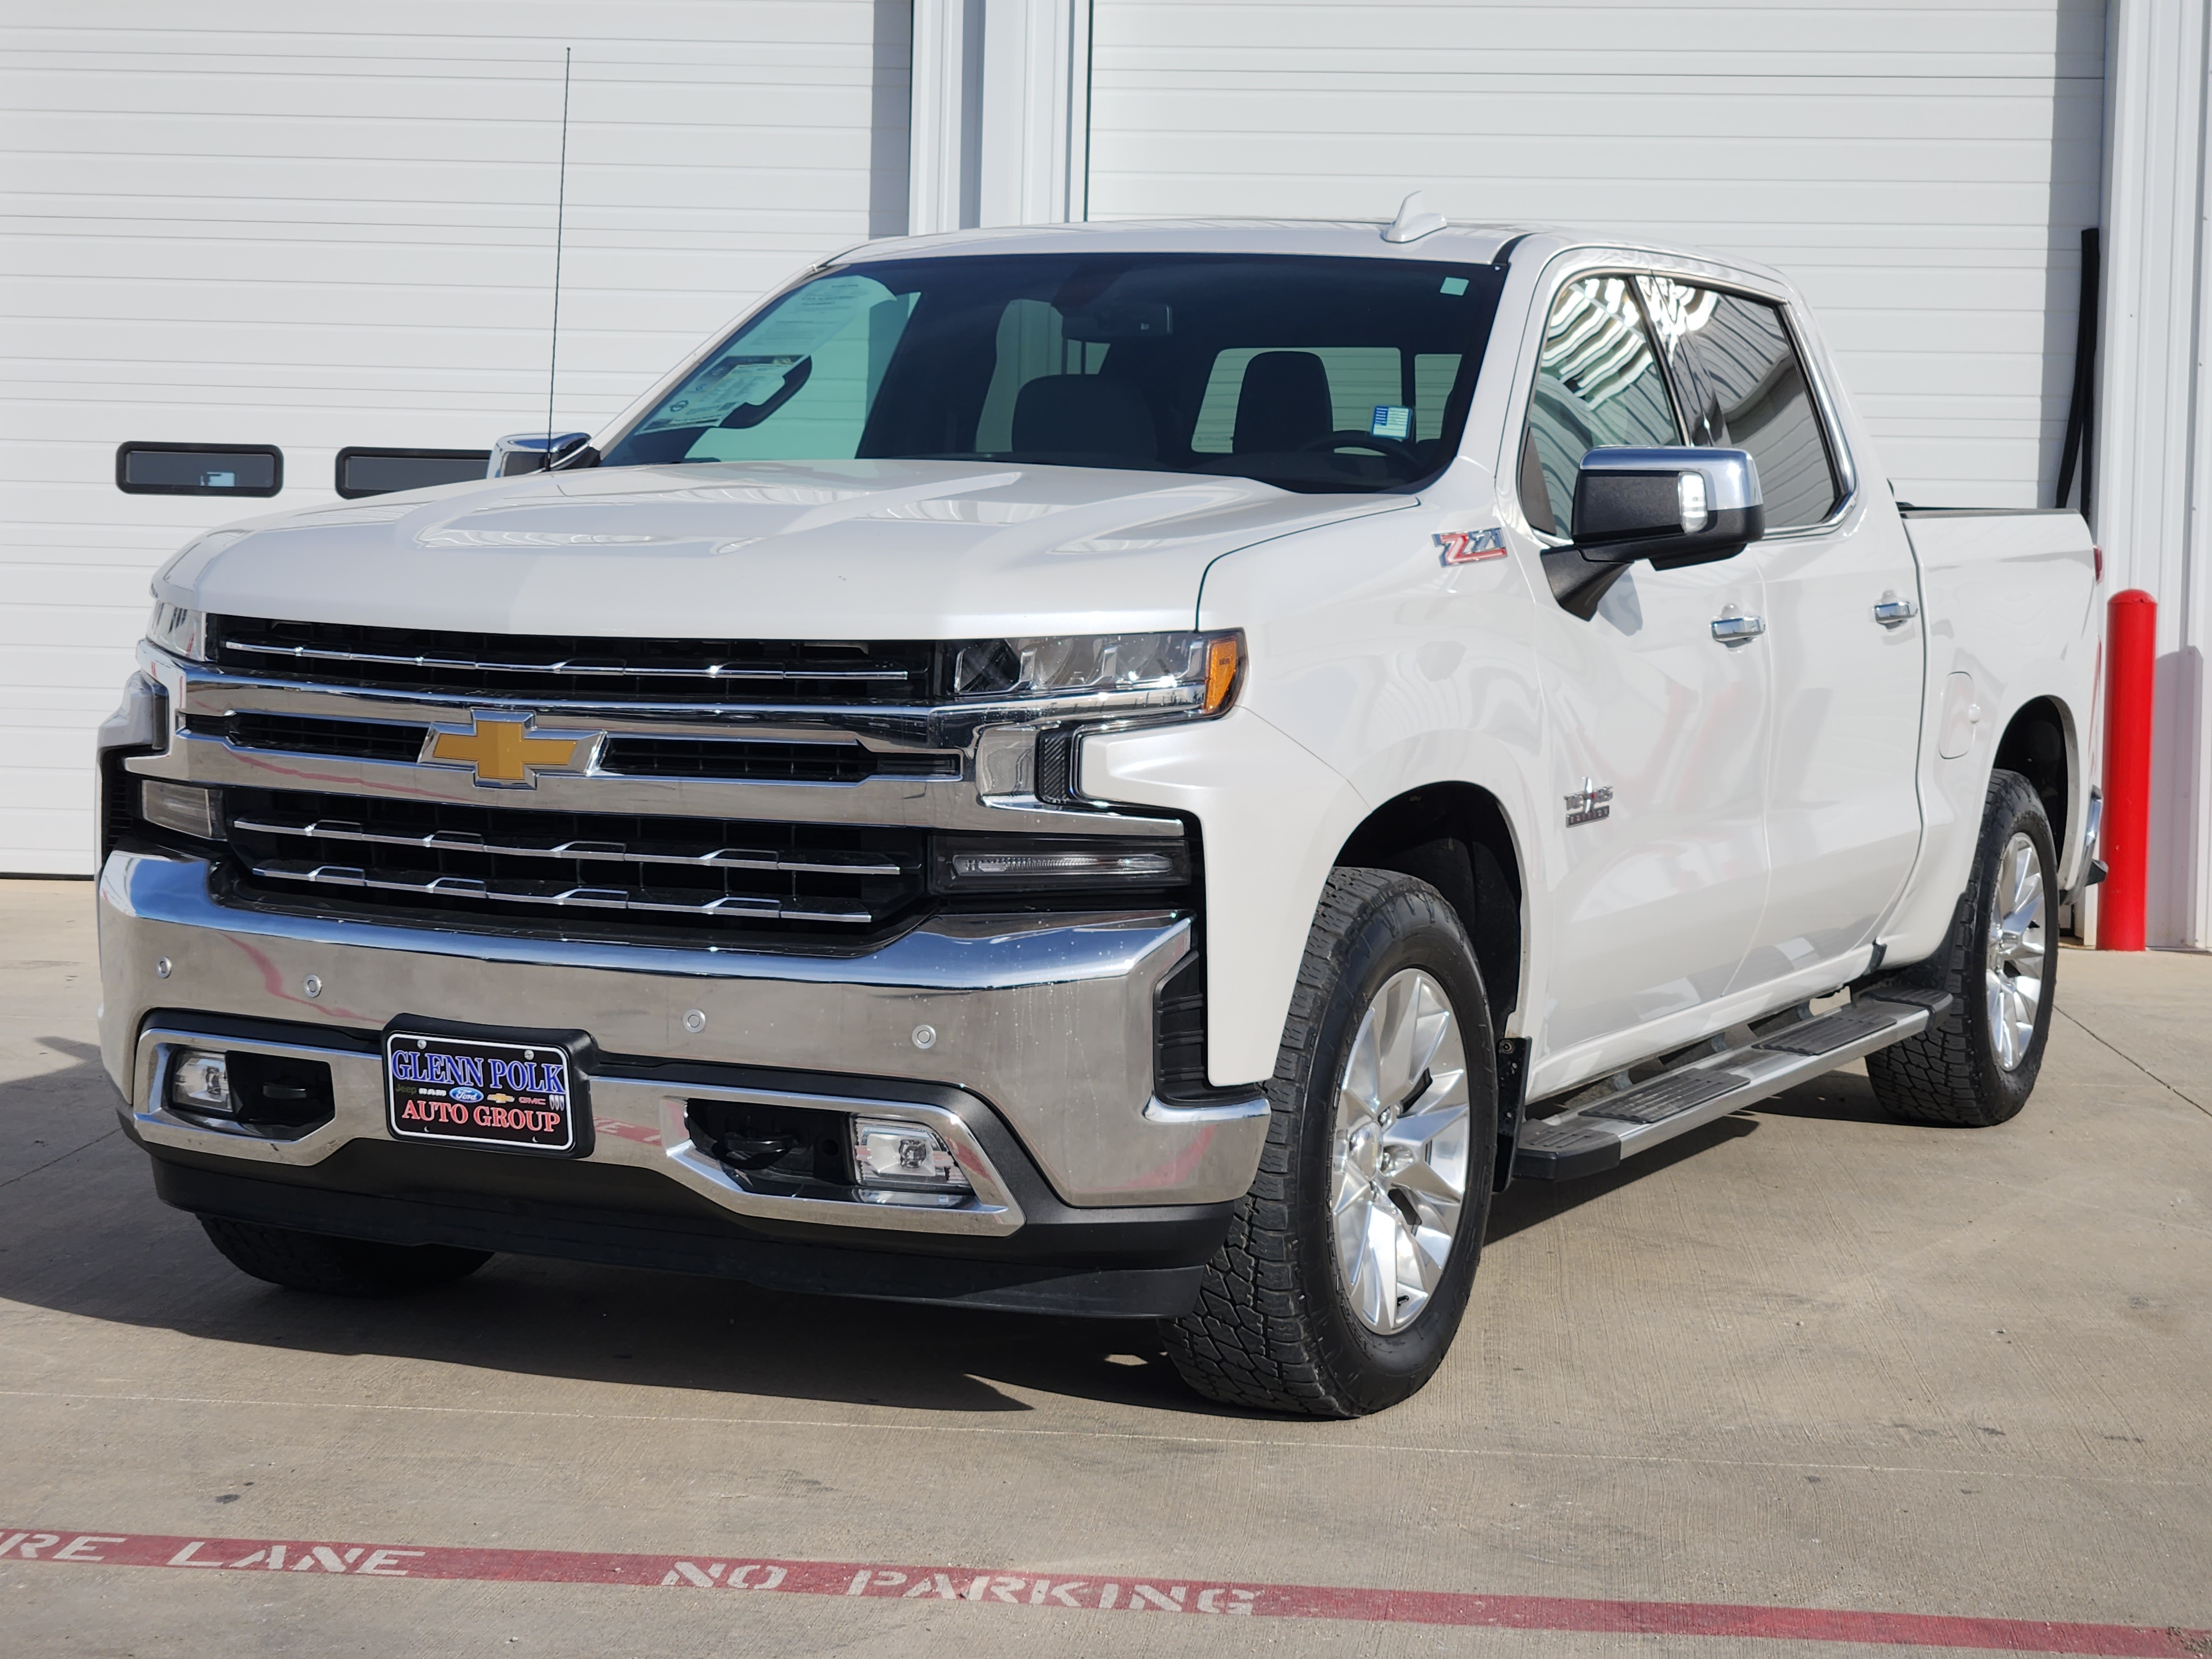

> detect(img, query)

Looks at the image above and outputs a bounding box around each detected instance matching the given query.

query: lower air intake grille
[221,789,927,943]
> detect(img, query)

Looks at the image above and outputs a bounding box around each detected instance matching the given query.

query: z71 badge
[1437,527,1508,565]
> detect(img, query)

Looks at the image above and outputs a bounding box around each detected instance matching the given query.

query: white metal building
[4,0,2207,947]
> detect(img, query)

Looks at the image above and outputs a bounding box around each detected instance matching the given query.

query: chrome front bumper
[98,852,1271,1235]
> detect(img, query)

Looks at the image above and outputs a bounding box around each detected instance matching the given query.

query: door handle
[1710,613,1766,644]
[1872,591,1918,628]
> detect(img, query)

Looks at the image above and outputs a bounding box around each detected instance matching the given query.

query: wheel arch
[1333,781,1526,1029]
[1993,694,2072,855]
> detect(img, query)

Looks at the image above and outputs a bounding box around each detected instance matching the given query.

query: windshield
[600,253,1507,493]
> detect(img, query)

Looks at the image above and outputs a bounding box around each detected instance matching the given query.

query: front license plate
[385,1031,576,1154]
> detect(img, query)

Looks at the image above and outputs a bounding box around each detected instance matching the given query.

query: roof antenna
[1383,189,1447,244]
[546,46,572,456]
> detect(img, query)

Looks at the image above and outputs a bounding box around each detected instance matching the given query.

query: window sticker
[636,357,803,434]
[637,275,886,435]
[1439,276,1470,296]
[733,275,880,357]
[1371,405,1412,440]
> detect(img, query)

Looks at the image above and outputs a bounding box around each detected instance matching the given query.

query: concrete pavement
[1,877,2205,1656]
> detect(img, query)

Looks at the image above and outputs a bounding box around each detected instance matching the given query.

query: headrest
[1233,351,1335,453]
[1010,375,1158,462]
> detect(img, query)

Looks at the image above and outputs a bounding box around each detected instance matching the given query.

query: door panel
[1522,274,1773,1057]
[1744,521,1923,977]
[1650,279,1922,983]
[1533,559,1773,1051]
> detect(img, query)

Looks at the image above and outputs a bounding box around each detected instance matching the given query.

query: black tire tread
[1162,868,1481,1417]
[1865,769,2052,1128]
[199,1215,492,1298]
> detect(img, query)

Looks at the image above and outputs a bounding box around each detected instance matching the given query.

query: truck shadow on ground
[2,1041,1853,1420]
[1483,1112,1758,1243]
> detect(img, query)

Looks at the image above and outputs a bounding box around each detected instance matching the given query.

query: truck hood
[160,459,1411,639]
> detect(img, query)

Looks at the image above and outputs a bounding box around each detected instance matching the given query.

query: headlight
[945,630,1243,717]
[147,602,207,661]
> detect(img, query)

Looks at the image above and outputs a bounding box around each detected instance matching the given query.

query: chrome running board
[1511,987,1951,1181]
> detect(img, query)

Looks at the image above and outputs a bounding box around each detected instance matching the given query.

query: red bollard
[2097,588,2157,951]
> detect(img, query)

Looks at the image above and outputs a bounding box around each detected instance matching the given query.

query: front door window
[1520,275,1682,535]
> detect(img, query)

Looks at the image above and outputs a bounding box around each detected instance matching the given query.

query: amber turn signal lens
[1202,634,1243,716]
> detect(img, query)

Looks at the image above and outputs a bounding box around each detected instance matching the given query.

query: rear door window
[1520,275,1681,536]
[1642,278,1841,529]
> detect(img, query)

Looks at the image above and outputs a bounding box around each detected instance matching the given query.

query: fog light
[169,1050,232,1114]
[850,1118,970,1192]
[141,780,221,839]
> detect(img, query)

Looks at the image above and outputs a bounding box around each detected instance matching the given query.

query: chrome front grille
[190,711,959,785]
[222,789,928,938]
[210,615,940,706]
[138,624,1193,950]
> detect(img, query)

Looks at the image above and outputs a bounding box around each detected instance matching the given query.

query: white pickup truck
[97,213,2103,1416]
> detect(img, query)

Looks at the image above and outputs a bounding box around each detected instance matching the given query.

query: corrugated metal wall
[0,2,910,873]
[0,1,2115,879]
[1087,0,2105,509]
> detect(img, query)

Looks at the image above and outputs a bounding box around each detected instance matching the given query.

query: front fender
[1082,708,1372,1087]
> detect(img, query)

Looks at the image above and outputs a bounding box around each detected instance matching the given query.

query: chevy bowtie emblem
[420,711,604,789]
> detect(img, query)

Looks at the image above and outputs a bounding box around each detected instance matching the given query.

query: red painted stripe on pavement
[0,1525,2199,1655]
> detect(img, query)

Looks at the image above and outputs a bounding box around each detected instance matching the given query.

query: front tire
[199,1216,492,1297]
[1866,769,2056,1127]
[1163,869,1498,1417]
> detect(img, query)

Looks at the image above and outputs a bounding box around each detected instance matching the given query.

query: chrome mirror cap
[489,431,594,478]
[1571,445,1766,565]
[1577,445,1763,514]
[1546,446,1766,621]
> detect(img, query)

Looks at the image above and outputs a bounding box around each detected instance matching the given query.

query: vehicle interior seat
[1233,351,1335,453]
[1010,374,1159,463]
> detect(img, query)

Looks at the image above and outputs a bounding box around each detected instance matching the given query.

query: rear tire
[199,1216,492,1297]
[1865,769,2056,1128]
[1162,868,1498,1417]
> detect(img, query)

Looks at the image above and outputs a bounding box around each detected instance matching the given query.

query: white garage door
[1089,0,2103,508]
[0,2,910,873]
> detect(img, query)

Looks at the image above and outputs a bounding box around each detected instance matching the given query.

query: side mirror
[1547,446,1764,619]
[1574,446,1763,565]
[489,431,594,478]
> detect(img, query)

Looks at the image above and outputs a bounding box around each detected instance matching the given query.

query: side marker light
[1202,634,1243,715]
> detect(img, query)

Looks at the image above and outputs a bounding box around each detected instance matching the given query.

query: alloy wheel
[1329,968,1473,1334]
[1985,830,2047,1071]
